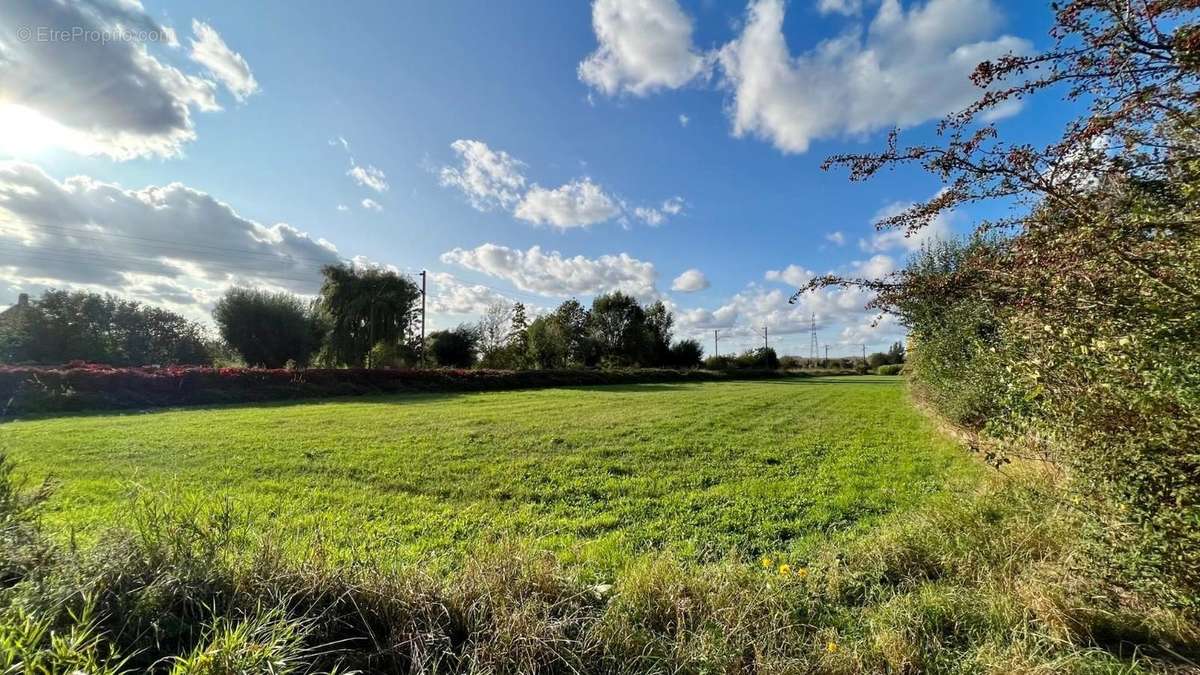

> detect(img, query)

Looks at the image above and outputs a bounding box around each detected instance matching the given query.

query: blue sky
[0,0,1069,355]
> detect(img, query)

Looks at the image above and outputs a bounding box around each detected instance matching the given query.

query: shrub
[667,339,704,368]
[0,364,829,416]
[876,364,903,376]
[425,325,479,368]
[213,288,324,369]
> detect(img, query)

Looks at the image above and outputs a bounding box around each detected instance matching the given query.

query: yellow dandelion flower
[795,567,808,578]
[778,563,791,576]
[760,556,773,569]
[826,641,839,654]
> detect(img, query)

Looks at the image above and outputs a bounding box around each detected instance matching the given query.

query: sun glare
[0,104,64,155]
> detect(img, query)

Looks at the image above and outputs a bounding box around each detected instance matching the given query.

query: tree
[668,339,704,368]
[318,264,420,367]
[425,325,479,368]
[553,299,593,366]
[214,288,323,369]
[1,290,210,366]
[589,292,647,367]
[508,303,529,351]
[476,301,513,356]
[886,341,906,364]
[526,315,568,369]
[643,300,674,366]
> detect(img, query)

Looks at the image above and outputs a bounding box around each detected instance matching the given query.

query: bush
[425,325,479,368]
[213,289,324,369]
[667,339,704,368]
[876,364,903,376]
[0,364,835,416]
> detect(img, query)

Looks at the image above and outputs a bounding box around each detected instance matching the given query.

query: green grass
[1,376,976,571]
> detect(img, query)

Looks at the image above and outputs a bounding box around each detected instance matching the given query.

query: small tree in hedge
[425,325,479,368]
[214,288,324,369]
[668,339,704,368]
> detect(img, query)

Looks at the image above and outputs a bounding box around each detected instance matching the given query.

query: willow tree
[318,264,421,367]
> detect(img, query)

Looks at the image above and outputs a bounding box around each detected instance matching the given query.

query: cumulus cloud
[817,0,863,15]
[717,0,1031,153]
[440,139,674,230]
[439,139,528,211]
[347,163,389,193]
[826,231,846,246]
[632,196,685,226]
[514,179,621,229]
[861,192,955,252]
[578,0,710,96]
[441,243,658,301]
[679,113,690,127]
[427,272,512,315]
[0,161,343,320]
[851,254,898,278]
[360,198,383,212]
[671,268,709,292]
[0,1,259,159]
[189,20,259,101]
[764,264,814,287]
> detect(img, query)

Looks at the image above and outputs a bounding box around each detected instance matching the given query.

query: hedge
[0,363,859,417]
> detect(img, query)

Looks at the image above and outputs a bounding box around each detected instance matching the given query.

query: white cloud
[634,206,666,226]
[189,20,259,101]
[441,243,658,301]
[826,230,846,246]
[633,196,685,226]
[439,139,527,211]
[679,113,690,127]
[579,0,711,96]
[0,161,343,321]
[764,264,814,287]
[439,139,678,230]
[336,204,350,212]
[817,0,863,15]
[717,0,1031,153]
[360,198,383,212]
[427,272,511,315]
[514,179,621,229]
[347,163,389,193]
[851,254,898,278]
[671,268,710,292]
[0,1,250,159]
[861,192,955,252]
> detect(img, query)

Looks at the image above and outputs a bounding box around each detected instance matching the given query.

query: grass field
[2,376,976,571]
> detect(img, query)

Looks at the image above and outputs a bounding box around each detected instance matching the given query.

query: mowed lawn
[1,377,977,569]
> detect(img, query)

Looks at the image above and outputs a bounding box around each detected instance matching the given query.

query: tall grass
[0,453,1193,673]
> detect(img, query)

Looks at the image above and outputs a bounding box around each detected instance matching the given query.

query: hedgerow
[0,363,853,416]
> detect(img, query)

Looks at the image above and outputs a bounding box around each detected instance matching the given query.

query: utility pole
[758,324,769,351]
[861,344,867,367]
[419,270,427,366]
[713,329,721,357]
[824,344,829,367]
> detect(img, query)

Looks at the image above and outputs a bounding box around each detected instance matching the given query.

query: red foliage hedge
[0,363,854,417]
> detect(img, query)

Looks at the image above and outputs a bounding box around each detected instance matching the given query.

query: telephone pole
[824,344,829,367]
[419,270,427,366]
[713,329,721,357]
